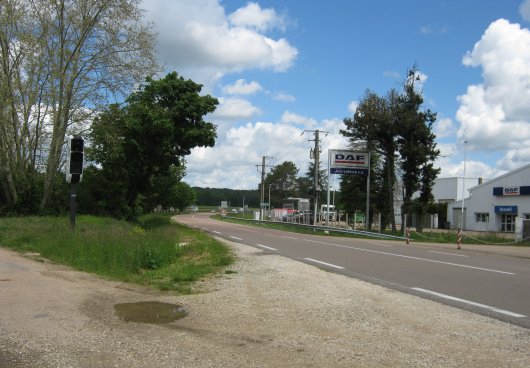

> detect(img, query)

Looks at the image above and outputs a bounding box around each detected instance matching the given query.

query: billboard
[329,150,369,175]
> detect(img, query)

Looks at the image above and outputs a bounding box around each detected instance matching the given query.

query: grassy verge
[219,215,530,246]
[0,214,234,293]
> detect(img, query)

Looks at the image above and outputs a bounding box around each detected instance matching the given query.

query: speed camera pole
[66,136,84,230]
[69,183,78,230]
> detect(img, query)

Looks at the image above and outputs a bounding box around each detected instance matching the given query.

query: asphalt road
[177,213,530,329]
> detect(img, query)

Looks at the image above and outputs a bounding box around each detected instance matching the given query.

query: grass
[0,214,234,293]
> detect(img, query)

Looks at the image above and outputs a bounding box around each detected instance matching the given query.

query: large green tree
[341,90,398,231]
[397,69,440,228]
[0,0,157,214]
[263,161,299,207]
[340,67,440,232]
[88,72,218,218]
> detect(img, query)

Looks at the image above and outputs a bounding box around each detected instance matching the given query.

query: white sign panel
[329,150,369,175]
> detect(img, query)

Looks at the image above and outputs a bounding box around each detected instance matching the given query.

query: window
[475,213,489,223]
[501,214,516,232]
[525,214,530,220]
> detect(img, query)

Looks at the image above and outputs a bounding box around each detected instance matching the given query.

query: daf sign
[330,149,369,175]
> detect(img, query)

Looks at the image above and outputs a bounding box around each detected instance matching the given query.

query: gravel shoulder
[1,240,529,368]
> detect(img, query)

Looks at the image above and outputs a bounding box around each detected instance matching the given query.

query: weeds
[0,214,233,293]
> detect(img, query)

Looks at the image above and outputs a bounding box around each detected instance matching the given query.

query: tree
[0,0,158,213]
[341,90,398,231]
[340,66,440,232]
[297,161,327,208]
[88,72,218,218]
[397,68,440,229]
[264,161,299,207]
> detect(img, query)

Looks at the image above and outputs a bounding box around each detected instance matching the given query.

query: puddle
[114,301,188,324]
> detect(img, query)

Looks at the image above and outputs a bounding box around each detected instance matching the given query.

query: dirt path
[1,242,529,367]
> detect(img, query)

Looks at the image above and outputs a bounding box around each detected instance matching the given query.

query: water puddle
[114,301,188,324]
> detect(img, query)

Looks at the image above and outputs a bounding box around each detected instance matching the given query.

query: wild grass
[0,214,234,293]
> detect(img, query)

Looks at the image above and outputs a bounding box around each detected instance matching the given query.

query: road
[177,213,530,329]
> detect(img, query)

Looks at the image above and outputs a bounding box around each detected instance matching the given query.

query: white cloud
[420,25,449,34]
[185,117,349,189]
[280,111,317,128]
[435,143,498,179]
[347,100,359,114]
[273,91,296,102]
[229,2,286,32]
[496,147,530,171]
[456,19,530,169]
[520,0,530,22]
[223,79,263,95]
[211,98,261,121]
[383,70,401,80]
[420,25,432,34]
[142,0,298,85]
[434,117,455,138]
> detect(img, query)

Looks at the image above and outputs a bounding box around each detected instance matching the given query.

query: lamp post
[461,140,468,229]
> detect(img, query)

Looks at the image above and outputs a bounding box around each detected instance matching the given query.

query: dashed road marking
[256,244,277,251]
[412,288,526,318]
[304,258,344,270]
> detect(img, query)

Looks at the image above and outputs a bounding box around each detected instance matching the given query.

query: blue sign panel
[494,206,517,213]
[330,168,368,175]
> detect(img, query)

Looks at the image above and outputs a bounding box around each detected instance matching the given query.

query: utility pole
[303,129,329,226]
[256,156,273,220]
[313,130,320,226]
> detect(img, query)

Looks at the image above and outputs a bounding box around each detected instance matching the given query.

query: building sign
[329,150,369,175]
[504,187,520,196]
[493,186,530,196]
[494,206,518,214]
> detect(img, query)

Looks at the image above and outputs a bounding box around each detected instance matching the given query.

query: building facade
[447,163,530,232]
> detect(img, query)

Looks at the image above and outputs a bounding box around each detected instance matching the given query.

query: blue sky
[142,0,530,190]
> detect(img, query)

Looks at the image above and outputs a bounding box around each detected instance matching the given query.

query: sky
[141,0,530,190]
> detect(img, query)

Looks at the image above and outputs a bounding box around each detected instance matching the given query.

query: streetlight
[461,140,468,229]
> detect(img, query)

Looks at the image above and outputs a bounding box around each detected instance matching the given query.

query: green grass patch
[0,214,234,293]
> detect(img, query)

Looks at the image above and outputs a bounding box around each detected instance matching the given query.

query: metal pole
[461,140,468,229]
[69,183,77,230]
[268,184,272,220]
[261,156,266,220]
[365,151,371,231]
[313,130,320,226]
[326,149,331,227]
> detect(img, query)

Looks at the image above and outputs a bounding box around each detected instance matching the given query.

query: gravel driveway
[1,240,529,367]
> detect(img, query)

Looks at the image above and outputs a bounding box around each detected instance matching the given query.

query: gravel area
[1,240,529,367]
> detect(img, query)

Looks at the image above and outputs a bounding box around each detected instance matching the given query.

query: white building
[431,177,483,204]
[447,163,530,232]
[394,177,482,227]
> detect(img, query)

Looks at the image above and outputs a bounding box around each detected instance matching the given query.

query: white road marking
[429,251,468,258]
[369,242,392,247]
[256,244,277,251]
[302,239,514,275]
[229,236,242,241]
[212,231,222,235]
[412,288,526,318]
[282,235,299,240]
[304,258,344,270]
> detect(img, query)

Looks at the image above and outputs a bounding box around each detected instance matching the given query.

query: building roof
[469,162,530,192]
